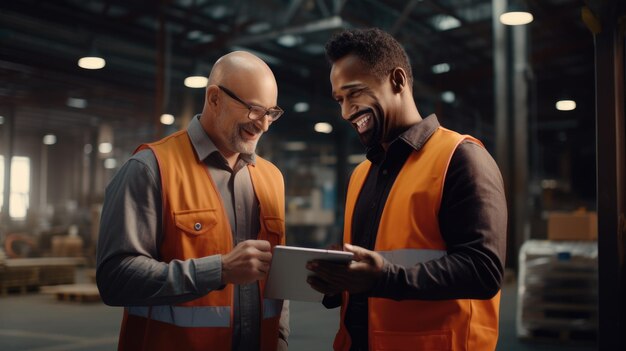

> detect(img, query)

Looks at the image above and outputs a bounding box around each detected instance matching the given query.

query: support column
[0,106,15,227]
[591,1,626,349]
[512,24,531,258]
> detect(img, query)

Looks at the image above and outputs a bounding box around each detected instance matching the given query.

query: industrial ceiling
[0,0,595,162]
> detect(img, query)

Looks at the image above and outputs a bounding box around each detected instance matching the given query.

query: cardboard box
[547,209,598,241]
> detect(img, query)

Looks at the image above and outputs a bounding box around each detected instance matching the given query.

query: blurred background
[0,0,623,350]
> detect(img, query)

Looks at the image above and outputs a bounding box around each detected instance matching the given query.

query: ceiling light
[104,158,117,169]
[499,11,533,25]
[78,56,106,70]
[98,142,113,154]
[187,30,202,40]
[314,122,333,134]
[430,15,461,31]
[67,97,88,109]
[42,134,57,145]
[294,102,309,113]
[0,116,4,125]
[277,34,300,47]
[556,99,576,111]
[160,114,175,125]
[441,91,456,103]
[431,63,451,74]
[184,75,208,88]
[210,5,228,19]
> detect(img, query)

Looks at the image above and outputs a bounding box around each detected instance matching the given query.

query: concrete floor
[0,271,597,351]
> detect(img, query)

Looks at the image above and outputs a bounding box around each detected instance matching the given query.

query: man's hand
[221,240,272,285]
[306,243,385,295]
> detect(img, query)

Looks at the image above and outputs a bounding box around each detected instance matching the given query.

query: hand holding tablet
[264,245,354,302]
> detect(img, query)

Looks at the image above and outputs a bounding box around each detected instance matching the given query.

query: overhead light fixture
[42,134,57,145]
[499,11,533,25]
[98,142,113,154]
[78,39,106,69]
[556,99,576,111]
[104,158,117,169]
[185,61,209,88]
[500,1,533,26]
[277,34,300,47]
[294,102,309,113]
[78,56,106,69]
[314,122,333,134]
[0,116,4,125]
[160,113,175,125]
[441,91,456,103]
[184,75,208,88]
[430,15,461,31]
[67,97,88,109]
[431,63,451,74]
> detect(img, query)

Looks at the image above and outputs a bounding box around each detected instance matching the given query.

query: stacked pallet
[0,257,86,295]
[41,283,101,303]
[517,240,598,343]
[0,265,39,295]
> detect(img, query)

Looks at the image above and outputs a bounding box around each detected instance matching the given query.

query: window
[0,155,31,219]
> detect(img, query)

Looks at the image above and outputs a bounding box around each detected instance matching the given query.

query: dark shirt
[344,115,507,350]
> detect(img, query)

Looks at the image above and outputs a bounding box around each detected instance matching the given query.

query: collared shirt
[344,114,507,350]
[96,115,289,350]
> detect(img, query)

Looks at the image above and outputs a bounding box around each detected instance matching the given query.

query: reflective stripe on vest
[378,249,447,267]
[127,298,281,328]
[127,305,230,328]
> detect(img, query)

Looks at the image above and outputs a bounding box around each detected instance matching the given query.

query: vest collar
[187,114,256,165]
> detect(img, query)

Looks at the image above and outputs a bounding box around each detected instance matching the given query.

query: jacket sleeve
[371,141,507,300]
[96,150,224,306]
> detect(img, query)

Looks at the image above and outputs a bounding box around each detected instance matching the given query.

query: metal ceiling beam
[389,0,422,36]
[228,16,343,46]
[282,0,305,26]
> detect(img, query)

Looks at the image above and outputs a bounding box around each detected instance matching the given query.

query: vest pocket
[371,330,452,351]
[174,209,218,236]
[263,216,284,245]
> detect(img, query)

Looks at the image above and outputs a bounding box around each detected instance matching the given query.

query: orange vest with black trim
[117,130,285,351]
[334,127,500,351]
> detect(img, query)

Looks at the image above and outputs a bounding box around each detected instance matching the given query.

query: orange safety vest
[117,130,285,351]
[334,127,500,351]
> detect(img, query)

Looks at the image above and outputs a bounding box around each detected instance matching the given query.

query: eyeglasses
[218,85,284,122]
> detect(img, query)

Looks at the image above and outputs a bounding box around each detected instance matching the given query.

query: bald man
[97,51,290,351]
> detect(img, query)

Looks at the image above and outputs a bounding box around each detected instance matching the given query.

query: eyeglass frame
[217,85,284,122]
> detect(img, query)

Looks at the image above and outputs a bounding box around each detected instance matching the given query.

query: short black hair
[325,27,413,86]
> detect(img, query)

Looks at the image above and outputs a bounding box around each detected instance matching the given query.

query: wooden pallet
[41,284,101,303]
[0,266,40,296]
[0,284,39,295]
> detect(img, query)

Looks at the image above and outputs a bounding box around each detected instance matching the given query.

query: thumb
[344,243,370,262]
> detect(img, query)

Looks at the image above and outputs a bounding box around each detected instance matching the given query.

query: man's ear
[390,67,407,94]
[206,85,219,107]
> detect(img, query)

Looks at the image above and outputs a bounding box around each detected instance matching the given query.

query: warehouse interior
[0,0,624,350]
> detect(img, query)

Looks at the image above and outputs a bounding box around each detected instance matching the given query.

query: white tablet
[264,245,354,302]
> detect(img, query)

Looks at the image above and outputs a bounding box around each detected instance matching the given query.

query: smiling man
[307,28,507,351]
[97,51,289,351]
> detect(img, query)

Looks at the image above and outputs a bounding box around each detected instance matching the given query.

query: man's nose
[341,102,356,121]
[254,114,271,132]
